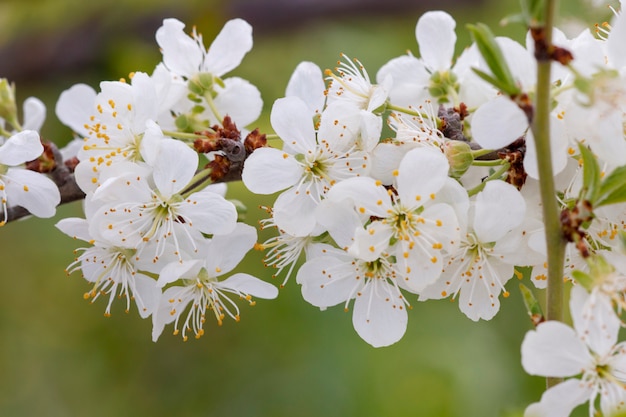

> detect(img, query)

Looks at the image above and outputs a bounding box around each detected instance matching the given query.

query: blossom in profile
[56,215,163,318]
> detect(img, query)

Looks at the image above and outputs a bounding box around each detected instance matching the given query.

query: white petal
[213,77,262,127]
[397,147,449,203]
[352,280,408,347]
[299,256,362,307]
[134,273,161,318]
[570,285,620,356]
[524,115,568,179]
[157,259,203,287]
[416,11,456,72]
[177,191,237,235]
[348,222,394,262]
[521,321,593,377]
[0,130,42,166]
[151,286,191,342]
[219,273,278,299]
[456,262,510,321]
[155,18,202,77]
[273,187,318,237]
[55,84,97,137]
[4,168,60,218]
[315,199,363,249]
[55,217,92,242]
[474,180,525,243]
[128,72,158,133]
[607,11,626,69]
[317,101,361,153]
[326,176,391,218]
[22,97,46,132]
[523,379,592,417]
[471,97,528,149]
[241,147,302,194]
[376,55,430,107]
[370,142,415,185]
[204,19,253,76]
[203,223,256,274]
[270,96,316,154]
[139,120,164,166]
[358,110,383,152]
[285,61,326,115]
[495,37,536,90]
[436,177,470,232]
[153,139,198,197]
[91,170,152,203]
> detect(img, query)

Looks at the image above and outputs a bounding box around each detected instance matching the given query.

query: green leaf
[596,164,626,207]
[571,270,594,291]
[578,142,601,204]
[519,283,544,327]
[470,68,515,94]
[467,23,521,97]
[520,0,545,26]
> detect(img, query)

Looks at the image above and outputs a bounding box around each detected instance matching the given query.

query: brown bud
[244,128,267,153]
[207,154,231,182]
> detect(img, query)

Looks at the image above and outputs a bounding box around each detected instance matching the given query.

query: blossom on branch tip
[521,285,626,417]
[0,130,60,224]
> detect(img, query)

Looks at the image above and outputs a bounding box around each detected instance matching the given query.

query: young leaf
[519,283,544,327]
[467,23,521,97]
[596,165,626,207]
[578,142,600,204]
[520,0,545,26]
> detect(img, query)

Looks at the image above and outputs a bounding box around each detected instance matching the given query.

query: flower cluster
[55,18,277,341]
[243,8,625,351]
[2,3,626,415]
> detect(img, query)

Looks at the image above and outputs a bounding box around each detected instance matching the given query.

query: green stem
[466,162,510,196]
[471,148,496,159]
[181,167,213,198]
[471,159,504,167]
[386,103,431,118]
[531,0,565,388]
[204,91,223,123]
[161,130,209,142]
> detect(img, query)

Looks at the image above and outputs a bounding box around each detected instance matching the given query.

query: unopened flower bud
[188,72,222,96]
[443,140,473,178]
[428,71,458,103]
[0,79,18,126]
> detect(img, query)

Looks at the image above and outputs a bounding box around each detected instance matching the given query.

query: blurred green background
[0,0,614,416]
